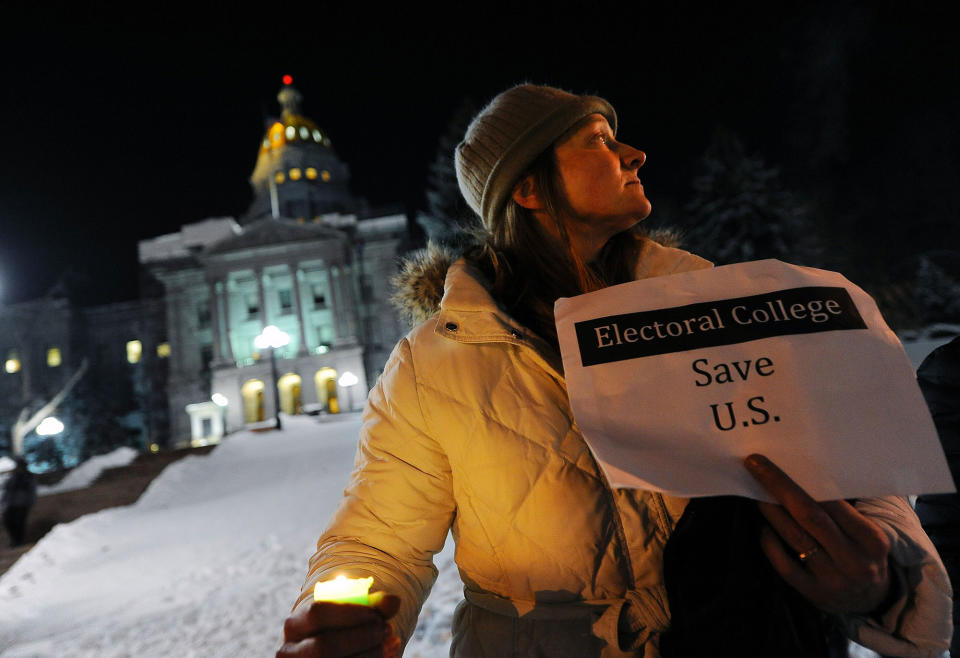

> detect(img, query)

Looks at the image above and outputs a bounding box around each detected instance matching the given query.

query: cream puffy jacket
[297,238,952,657]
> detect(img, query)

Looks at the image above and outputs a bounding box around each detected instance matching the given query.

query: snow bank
[0,414,881,657]
[0,415,461,657]
[37,446,140,496]
[901,336,955,369]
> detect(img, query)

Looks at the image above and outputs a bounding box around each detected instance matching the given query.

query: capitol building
[1,79,409,459]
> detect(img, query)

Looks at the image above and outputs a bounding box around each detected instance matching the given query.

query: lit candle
[313,575,375,605]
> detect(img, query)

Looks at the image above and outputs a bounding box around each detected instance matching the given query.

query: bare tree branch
[12,358,89,456]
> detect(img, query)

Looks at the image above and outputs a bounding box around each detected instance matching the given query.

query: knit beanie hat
[455,84,617,232]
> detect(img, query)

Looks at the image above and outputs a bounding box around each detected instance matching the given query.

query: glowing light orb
[36,417,64,436]
[314,575,373,605]
[338,371,359,387]
[254,325,290,350]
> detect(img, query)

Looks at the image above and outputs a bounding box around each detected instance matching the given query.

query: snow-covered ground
[36,446,139,496]
[0,413,902,657]
[0,415,461,657]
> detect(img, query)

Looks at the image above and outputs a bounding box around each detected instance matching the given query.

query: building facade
[0,294,168,468]
[1,80,410,463]
[139,81,408,445]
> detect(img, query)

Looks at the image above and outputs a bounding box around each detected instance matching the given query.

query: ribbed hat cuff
[480,95,616,228]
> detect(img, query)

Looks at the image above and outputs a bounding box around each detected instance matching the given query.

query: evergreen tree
[682,130,821,266]
[416,99,480,247]
[915,255,960,325]
[24,436,64,472]
[67,359,145,462]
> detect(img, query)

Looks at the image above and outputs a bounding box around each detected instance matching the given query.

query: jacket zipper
[650,492,673,537]
[593,456,637,591]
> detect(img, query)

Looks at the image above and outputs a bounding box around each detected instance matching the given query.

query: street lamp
[212,393,228,437]
[338,371,359,412]
[254,325,290,431]
[36,416,64,436]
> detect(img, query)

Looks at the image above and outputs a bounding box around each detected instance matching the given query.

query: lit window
[47,347,62,367]
[245,291,260,317]
[297,217,305,224]
[299,126,310,139]
[270,122,284,143]
[274,171,285,184]
[289,168,302,181]
[279,289,294,313]
[157,342,171,358]
[321,170,331,182]
[285,125,296,140]
[312,129,322,142]
[312,285,326,308]
[196,301,211,329]
[4,351,20,373]
[126,340,142,364]
[305,167,317,180]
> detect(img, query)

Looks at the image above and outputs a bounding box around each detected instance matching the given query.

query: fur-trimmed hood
[389,242,461,326]
[390,229,686,327]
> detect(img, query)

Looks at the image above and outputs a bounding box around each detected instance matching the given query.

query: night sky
[1,4,956,305]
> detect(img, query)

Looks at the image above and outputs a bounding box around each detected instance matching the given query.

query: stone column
[339,264,357,342]
[291,265,310,356]
[208,279,224,364]
[256,268,268,329]
[328,265,342,343]
[219,279,235,362]
[168,289,183,370]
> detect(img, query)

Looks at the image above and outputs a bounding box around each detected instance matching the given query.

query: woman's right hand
[277,593,401,657]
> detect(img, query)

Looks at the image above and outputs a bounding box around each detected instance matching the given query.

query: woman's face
[553,114,650,249]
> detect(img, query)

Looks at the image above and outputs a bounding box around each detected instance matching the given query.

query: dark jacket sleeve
[2,471,37,508]
[839,496,953,656]
[915,337,960,544]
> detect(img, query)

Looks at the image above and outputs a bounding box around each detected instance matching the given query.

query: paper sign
[555,260,955,502]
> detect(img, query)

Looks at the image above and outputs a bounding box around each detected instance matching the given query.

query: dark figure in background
[2,457,37,547]
[915,336,960,655]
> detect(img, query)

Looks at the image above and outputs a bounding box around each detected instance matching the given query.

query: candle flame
[314,575,374,603]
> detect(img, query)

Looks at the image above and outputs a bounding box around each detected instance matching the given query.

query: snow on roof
[138,217,241,263]
[356,213,406,235]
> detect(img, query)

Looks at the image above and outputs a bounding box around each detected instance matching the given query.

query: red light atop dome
[282,75,293,85]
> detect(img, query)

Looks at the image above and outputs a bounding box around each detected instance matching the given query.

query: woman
[278,84,950,657]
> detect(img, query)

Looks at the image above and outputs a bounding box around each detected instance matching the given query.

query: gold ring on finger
[797,546,820,564]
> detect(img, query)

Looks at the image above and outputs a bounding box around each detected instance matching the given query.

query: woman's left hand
[744,453,893,616]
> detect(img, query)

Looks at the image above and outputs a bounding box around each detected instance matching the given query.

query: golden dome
[260,116,332,152]
[258,79,333,153]
[247,77,354,221]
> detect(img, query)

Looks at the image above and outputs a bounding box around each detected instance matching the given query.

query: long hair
[467,147,645,351]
